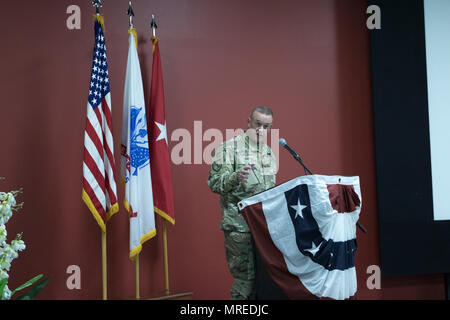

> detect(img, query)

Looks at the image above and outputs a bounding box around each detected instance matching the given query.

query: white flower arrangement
[0,188,25,300]
[0,179,47,300]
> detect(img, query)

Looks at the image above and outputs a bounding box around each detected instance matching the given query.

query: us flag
[82,16,119,232]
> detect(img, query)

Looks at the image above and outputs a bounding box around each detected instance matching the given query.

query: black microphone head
[279,138,287,147]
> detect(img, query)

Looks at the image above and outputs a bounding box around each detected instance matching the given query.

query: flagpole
[90,0,109,301]
[162,218,170,295]
[101,230,107,300]
[126,1,140,301]
[135,254,140,299]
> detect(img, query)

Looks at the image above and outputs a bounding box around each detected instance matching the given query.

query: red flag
[148,37,175,225]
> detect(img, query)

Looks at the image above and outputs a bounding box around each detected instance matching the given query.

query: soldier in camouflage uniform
[207,107,277,300]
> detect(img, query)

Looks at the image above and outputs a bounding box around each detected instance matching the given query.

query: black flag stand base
[289,152,367,234]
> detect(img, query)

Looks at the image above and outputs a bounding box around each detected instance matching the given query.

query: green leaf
[16,277,49,300]
[0,278,8,298]
[10,274,43,297]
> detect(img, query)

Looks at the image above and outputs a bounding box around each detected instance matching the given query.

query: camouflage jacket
[207,133,277,232]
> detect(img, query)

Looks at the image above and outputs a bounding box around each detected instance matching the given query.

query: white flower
[0,192,15,209]
[0,268,9,280]
[0,243,21,272]
[0,192,15,205]
[6,193,16,207]
[0,187,26,300]
[0,225,6,246]
[1,285,12,300]
[0,203,12,216]
[0,203,11,213]
[0,255,12,271]
[11,239,26,252]
[3,193,15,207]
[0,211,12,225]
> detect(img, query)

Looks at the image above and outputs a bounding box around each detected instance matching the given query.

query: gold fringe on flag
[93,14,105,31]
[129,28,138,49]
[151,36,160,54]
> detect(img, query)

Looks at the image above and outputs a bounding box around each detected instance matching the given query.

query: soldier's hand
[237,164,255,183]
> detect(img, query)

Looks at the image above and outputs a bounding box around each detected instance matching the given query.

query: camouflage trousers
[223,230,255,300]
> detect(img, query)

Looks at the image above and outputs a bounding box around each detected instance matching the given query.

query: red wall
[0,0,444,300]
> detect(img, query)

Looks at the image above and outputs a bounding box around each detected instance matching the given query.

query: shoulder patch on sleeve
[212,162,223,172]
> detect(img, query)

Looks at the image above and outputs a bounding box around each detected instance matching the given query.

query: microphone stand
[291,153,313,175]
[285,148,367,234]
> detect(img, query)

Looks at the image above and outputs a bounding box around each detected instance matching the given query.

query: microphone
[279,138,299,160]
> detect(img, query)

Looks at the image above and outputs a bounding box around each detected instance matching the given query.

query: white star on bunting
[291,198,307,219]
[305,240,323,256]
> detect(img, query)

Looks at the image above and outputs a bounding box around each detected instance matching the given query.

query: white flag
[120,29,156,260]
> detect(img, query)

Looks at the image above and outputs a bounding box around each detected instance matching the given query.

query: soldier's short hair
[251,106,273,119]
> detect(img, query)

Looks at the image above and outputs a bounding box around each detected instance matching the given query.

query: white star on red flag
[155,121,168,145]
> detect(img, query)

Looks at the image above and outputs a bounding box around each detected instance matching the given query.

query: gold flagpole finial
[92,0,103,15]
[92,0,105,30]
[151,14,157,38]
[150,14,159,53]
[127,1,135,29]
